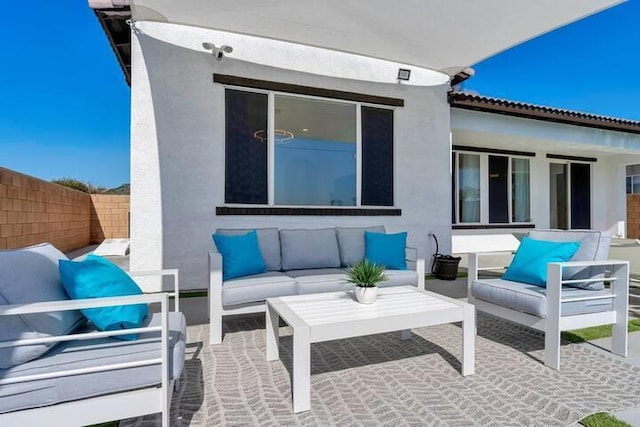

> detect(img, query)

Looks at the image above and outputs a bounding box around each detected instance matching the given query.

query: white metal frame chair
[0,269,181,427]
[468,252,629,370]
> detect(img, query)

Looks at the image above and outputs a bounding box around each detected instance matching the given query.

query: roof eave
[449,93,640,135]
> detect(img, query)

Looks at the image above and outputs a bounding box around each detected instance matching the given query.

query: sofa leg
[210,312,223,344]
[612,319,628,358]
[544,327,561,370]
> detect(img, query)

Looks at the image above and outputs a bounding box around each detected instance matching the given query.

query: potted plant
[345,259,387,304]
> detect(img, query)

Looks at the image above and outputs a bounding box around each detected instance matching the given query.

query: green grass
[562,318,640,343]
[580,412,631,427]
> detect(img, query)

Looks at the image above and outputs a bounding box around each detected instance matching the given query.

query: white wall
[130,24,453,291]
[450,109,640,253]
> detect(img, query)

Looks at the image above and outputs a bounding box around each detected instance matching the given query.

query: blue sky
[0,1,638,187]
[0,2,130,188]
[463,0,640,121]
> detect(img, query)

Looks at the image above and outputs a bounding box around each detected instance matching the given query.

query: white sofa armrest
[128,269,180,312]
[208,250,224,344]
[0,293,172,387]
[405,247,425,291]
[544,259,629,368]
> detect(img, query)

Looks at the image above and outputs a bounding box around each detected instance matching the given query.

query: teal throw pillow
[58,255,148,340]
[364,231,407,270]
[213,230,267,280]
[503,237,581,287]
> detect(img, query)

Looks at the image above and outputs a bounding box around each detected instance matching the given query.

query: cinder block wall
[90,195,130,242]
[0,167,91,252]
[627,194,640,238]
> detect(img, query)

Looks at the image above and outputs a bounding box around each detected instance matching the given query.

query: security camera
[202,42,233,60]
[217,45,233,60]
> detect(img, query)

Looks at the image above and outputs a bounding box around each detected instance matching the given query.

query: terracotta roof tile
[449,92,640,134]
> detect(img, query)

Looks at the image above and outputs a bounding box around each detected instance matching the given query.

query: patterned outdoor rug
[122,314,640,426]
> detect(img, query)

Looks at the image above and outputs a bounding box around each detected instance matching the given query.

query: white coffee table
[265,286,475,413]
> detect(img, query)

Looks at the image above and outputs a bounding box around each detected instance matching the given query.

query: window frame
[627,174,640,194]
[452,150,533,225]
[222,85,397,208]
[548,159,593,230]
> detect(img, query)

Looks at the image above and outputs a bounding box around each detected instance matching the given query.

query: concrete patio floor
[425,277,640,426]
[66,241,640,424]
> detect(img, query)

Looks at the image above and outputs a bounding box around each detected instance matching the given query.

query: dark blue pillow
[212,230,267,280]
[59,254,148,340]
[503,237,581,287]
[364,231,407,270]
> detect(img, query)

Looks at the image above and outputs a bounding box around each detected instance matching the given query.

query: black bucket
[430,234,461,281]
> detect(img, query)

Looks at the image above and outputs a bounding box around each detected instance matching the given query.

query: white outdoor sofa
[0,243,186,427]
[467,229,629,370]
[208,226,425,344]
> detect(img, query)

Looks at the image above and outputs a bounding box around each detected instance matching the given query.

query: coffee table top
[269,286,467,328]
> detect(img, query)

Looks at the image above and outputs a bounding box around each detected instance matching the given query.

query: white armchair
[467,230,628,370]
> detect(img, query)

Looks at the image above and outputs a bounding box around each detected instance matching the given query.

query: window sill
[452,223,535,230]
[216,206,401,216]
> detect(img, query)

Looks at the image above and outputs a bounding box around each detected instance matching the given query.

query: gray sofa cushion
[280,228,341,270]
[222,272,297,306]
[0,311,186,414]
[292,268,418,295]
[528,229,611,290]
[0,243,86,369]
[336,226,385,267]
[216,228,281,271]
[471,278,612,318]
[289,268,352,295]
[381,270,419,287]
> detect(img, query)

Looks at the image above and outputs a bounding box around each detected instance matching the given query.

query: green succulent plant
[345,259,387,288]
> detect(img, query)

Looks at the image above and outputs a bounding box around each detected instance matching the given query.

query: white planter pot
[354,286,378,304]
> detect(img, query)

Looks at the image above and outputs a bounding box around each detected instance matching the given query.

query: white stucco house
[450,92,640,253]
[89,0,640,290]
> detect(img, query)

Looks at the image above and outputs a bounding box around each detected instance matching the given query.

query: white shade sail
[129,0,622,75]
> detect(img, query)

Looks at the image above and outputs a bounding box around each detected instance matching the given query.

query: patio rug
[121,314,640,426]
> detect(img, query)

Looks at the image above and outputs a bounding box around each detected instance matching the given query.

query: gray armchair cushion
[528,229,611,290]
[0,243,86,369]
[280,228,341,270]
[336,226,385,267]
[0,311,186,414]
[471,278,612,318]
[216,228,281,271]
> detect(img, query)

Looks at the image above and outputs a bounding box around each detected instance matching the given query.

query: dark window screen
[571,163,591,229]
[452,153,457,223]
[489,155,509,223]
[224,89,268,204]
[361,107,393,206]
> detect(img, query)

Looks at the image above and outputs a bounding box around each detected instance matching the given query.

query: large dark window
[224,90,268,204]
[571,162,591,229]
[224,89,394,207]
[452,151,530,224]
[489,155,509,223]
[362,107,394,206]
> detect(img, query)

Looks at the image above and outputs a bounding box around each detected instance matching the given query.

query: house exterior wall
[130,24,453,291]
[0,167,90,252]
[450,109,640,253]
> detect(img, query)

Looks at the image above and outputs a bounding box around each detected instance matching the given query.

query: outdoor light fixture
[253,129,295,144]
[397,68,411,81]
[202,42,233,60]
